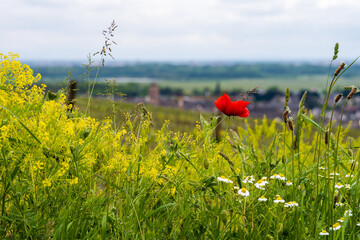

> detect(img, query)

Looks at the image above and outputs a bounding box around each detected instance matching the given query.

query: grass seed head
[282,109,289,123]
[347,87,358,100]
[288,119,294,131]
[284,88,290,109]
[334,62,345,76]
[203,158,210,169]
[335,94,343,103]
[325,129,329,145]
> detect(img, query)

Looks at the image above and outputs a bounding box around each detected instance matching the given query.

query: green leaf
[147,203,176,218]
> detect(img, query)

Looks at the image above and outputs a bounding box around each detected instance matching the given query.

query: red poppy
[215,94,250,118]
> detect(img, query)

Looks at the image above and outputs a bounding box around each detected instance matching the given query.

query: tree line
[32,62,360,80]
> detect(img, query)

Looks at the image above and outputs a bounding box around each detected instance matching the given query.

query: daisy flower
[344,210,353,216]
[276,174,286,181]
[338,217,345,222]
[270,174,279,180]
[242,175,255,184]
[319,230,329,236]
[284,201,298,208]
[319,167,325,170]
[345,173,353,178]
[217,176,233,184]
[345,184,351,189]
[330,223,341,231]
[258,196,267,202]
[335,202,344,207]
[274,196,285,203]
[335,183,343,189]
[254,179,267,189]
[286,180,292,186]
[330,171,340,176]
[238,188,250,197]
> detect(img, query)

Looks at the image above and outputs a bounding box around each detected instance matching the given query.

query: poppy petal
[215,94,231,114]
[214,94,250,118]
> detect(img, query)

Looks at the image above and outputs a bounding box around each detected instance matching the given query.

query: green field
[156,75,359,94]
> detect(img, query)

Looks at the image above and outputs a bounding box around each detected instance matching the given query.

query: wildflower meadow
[1,44,360,239]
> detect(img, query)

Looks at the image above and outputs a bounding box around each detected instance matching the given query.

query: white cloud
[0,0,359,60]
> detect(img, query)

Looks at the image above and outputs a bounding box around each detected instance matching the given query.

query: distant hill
[31,62,360,81]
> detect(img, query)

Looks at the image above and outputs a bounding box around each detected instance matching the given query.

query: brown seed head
[334,62,345,76]
[347,87,358,100]
[288,119,294,131]
[325,129,329,145]
[335,94,343,103]
[282,110,289,123]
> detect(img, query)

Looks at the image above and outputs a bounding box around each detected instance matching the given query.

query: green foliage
[2,51,360,239]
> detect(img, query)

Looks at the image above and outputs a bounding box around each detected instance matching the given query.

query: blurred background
[2,0,360,130]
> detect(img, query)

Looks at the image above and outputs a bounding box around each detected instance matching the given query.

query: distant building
[145,82,159,105]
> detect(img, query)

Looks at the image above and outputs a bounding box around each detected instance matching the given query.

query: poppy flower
[215,94,250,118]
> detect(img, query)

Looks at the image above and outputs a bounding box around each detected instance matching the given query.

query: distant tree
[255,87,282,101]
[213,81,221,96]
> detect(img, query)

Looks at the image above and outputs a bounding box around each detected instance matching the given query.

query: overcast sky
[1,0,359,62]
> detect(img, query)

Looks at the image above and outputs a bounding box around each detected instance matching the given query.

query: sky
[1,0,360,62]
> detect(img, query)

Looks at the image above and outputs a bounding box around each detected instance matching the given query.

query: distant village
[127,83,360,127]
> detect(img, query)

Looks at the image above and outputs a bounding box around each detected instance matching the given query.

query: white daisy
[238,188,250,197]
[330,223,341,231]
[345,184,351,189]
[335,183,343,189]
[254,179,267,189]
[276,174,286,181]
[217,176,233,184]
[338,217,345,222]
[330,171,340,176]
[270,174,278,180]
[284,201,298,208]
[345,173,354,178]
[335,202,344,207]
[242,175,255,184]
[258,195,267,202]
[286,180,292,186]
[274,196,285,203]
[319,230,329,236]
[344,210,353,216]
